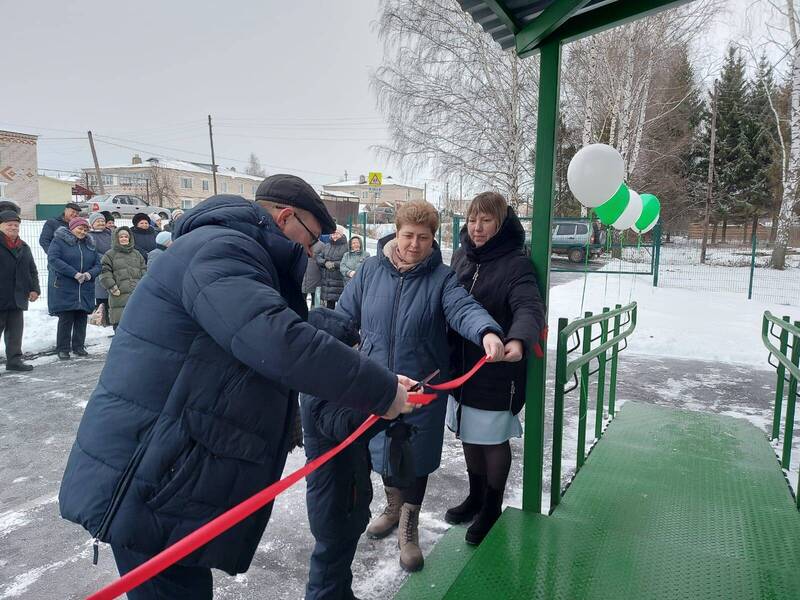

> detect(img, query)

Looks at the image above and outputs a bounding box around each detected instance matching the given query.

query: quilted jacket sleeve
[182,234,396,415]
[440,269,502,346]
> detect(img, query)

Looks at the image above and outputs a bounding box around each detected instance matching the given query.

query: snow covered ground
[547,269,800,368]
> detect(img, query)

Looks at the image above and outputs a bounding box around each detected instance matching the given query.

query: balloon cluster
[566,144,660,234]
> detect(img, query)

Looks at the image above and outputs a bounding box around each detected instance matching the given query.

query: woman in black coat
[446,192,546,545]
[315,230,347,308]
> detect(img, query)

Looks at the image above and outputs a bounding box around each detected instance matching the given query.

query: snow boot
[366,486,402,539]
[398,503,424,572]
[6,360,33,372]
[444,471,485,524]
[465,486,504,546]
[73,347,89,357]
[57,351,71,360]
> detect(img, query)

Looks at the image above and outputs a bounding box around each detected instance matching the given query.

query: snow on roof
[320,189,359,200]
[86,158,264,181]
[324,176,421,189]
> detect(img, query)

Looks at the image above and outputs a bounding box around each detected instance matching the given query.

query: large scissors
[408,368,440,393]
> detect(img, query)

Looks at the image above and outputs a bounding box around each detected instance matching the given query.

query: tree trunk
[711,221,718,244]
[770,209,779,243]
[772,0,800,269]
[752,213,760,244]
[742,219,749,245]
[722,216,728,243]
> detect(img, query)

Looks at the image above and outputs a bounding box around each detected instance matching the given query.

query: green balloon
[594,183,630,225]
[635,193,661,231]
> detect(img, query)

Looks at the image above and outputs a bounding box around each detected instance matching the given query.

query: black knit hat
[132,213,150,227]
[0,200,20,215]
[101,211,114,222]
[255,174,336,234]
[0,210,21,224]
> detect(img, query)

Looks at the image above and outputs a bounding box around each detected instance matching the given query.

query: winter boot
[57,351,71,360]
[73,347,89,357]
[465,486,504,546]
[366,486,403,539]
[444,471,485,524]
[6,360,33,372]
[398,503,424,572]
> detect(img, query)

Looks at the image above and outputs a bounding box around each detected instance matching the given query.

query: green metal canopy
[457,0,694,57]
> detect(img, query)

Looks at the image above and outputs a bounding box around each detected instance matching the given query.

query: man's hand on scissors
[383,375,420,420]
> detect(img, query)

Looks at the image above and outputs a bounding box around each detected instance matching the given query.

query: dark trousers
[306,535,360,600]
[0,309,24,363]
[324,300,336,309]
[307,292,316,308]
[111,545,213,600]
[56,310,88,353]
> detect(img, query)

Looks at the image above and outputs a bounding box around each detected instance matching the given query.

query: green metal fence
[762,311,800,508]
[550,302,638,511]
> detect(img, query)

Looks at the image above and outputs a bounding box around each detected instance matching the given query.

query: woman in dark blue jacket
[336,200,504,573]
[47,217,101,359]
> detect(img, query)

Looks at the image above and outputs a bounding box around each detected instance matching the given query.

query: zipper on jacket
[77,242,84,305]
[387,274,406,370]
[509,380,516,413]
[91,442,147,565]
[468,264,481,294]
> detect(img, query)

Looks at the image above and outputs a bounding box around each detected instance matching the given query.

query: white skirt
[445,396,523,445]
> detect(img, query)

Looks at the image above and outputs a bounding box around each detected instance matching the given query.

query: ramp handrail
[550,302,637,511]
[762,311,800,507]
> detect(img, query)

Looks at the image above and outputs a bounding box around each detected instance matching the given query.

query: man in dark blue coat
[39,202,81,253]
[59,176,416,600]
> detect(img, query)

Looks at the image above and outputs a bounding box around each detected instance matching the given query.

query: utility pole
[88,131,105,194]
[700,80,718,264]
[208,114,218,194]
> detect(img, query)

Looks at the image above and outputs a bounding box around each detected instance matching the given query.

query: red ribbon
[85,393,438,600]
[87,355,495,600]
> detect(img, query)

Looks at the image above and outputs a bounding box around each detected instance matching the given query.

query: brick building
[0,130,40,219]
[83,155,263,209]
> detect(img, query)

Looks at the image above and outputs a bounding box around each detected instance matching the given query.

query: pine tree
[714,46,752,242]
[245,152,266,177]
[739,54,781,242]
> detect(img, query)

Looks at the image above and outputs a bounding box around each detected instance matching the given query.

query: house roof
[84,157,264,181]
[323,176,421,190]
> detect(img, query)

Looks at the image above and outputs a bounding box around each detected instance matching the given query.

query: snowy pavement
[2,349,797,599]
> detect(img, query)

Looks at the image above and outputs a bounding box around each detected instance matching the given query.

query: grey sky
[1,0,782,191]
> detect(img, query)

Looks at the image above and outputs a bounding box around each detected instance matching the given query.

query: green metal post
[772,316,791,440]
[522,38,561,514]
[361,211,367,239]
[595,307,609,438]
[437,220,442,247]
[347,215,352,240]
[550,318,569,512]
[452,216,461,253]
[608,303,622,416]
[577,311,592,469]
[747,233,757,300]
[781,323,800,469]
[652,222,662,286]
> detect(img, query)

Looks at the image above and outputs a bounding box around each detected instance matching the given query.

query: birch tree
[372,0,538,208]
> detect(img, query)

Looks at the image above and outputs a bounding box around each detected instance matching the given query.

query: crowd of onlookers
[0,200,180,367]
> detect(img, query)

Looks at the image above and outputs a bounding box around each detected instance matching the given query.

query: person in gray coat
[316,230,347,308]
[88,212,113,326]
[336,200,505,573]
[302,240,324,307]
[340,235,369,285]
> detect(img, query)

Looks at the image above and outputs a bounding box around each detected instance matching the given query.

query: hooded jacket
[99,227,147,325]
[46,227,101,315]
[58,195,399,574]
[336,234,502,477]
[340,237,369,284]
[450,208,546,415]
[315,235,348,302]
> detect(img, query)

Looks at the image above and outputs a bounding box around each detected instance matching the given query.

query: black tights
[463,441,512,491]
[383,475,428,505]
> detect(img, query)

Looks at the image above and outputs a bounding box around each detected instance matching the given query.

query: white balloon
[567,144,625,208]
[612,189,643,230]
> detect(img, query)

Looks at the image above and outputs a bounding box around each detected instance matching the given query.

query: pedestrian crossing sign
[368,172,382,187]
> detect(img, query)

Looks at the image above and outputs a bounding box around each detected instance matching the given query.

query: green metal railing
[550,302,638,511]
[762,311,800,508]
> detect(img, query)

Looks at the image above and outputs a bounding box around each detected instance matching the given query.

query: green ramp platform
[396,402,800,599]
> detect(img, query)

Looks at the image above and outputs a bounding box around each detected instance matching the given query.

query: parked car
[77,194,173,220]
[551,218,606,263]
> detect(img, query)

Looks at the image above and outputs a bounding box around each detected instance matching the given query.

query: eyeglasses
[292,212,320,246]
